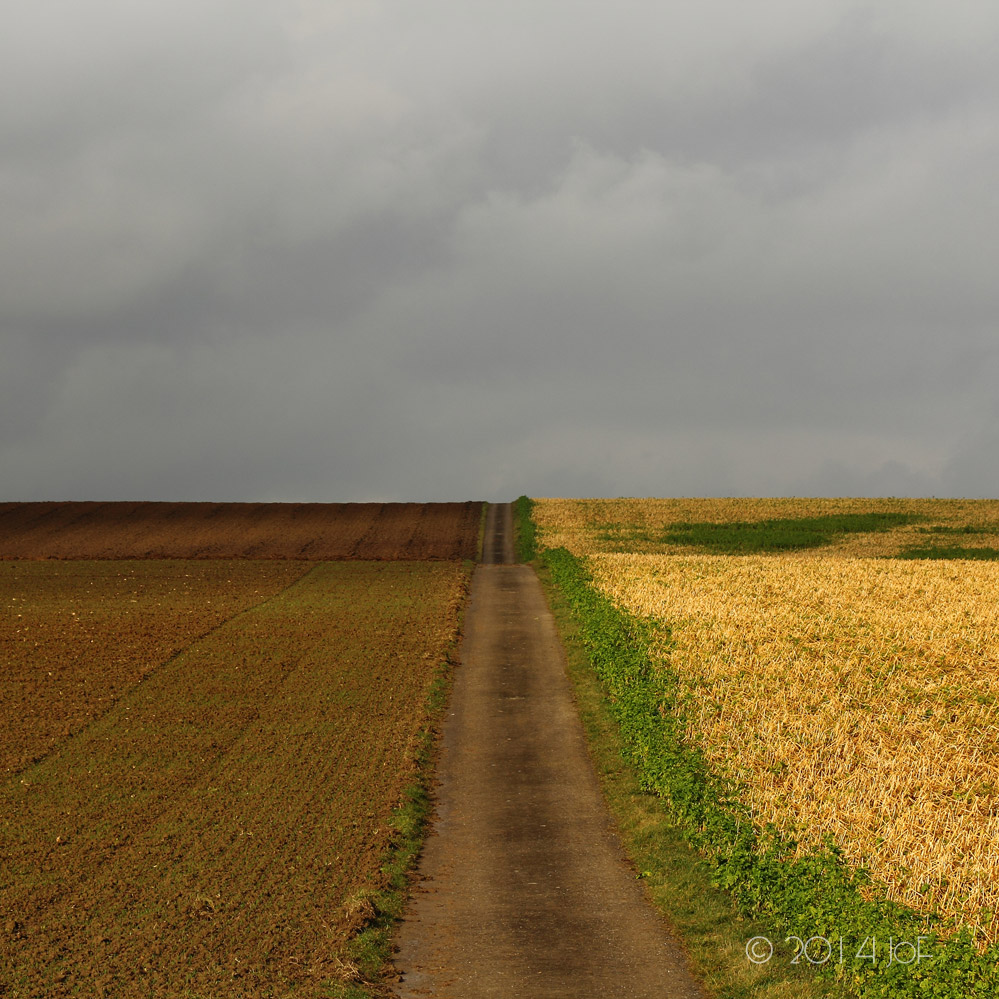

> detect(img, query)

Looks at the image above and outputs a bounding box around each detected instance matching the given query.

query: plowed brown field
[0,501,482,561]
[0,560,469,998]
[1,560,310,776]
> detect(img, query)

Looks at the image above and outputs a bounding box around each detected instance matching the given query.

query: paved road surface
[391,502,705,998]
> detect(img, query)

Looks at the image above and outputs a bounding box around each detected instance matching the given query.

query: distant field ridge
[0,501,483,561]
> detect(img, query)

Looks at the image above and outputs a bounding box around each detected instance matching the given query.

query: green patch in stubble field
[599,512,922,553]
[894,525,999,560]
[896,546,999,560]
[513,495,537,563]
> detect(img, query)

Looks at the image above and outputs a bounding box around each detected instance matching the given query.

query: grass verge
[513,495,537,563]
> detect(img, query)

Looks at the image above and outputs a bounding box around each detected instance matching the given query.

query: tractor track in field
[391,503,705,998]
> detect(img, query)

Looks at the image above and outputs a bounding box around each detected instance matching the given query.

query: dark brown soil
[0,501,483,561]
[0,561,470,998]
[0,560,311,776]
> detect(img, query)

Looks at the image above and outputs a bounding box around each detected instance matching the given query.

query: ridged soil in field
[0,501,483,560]
[0,560,469,998]
[0,560,311,776]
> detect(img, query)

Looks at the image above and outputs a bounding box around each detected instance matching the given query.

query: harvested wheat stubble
[532,499,999,948]
[0,560,469,999]
[590,552,999,948]
[0,501,482,561]
[0,560,310,776]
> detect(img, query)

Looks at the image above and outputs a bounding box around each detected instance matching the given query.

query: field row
[0,501,483,561]
[1,560,469,998]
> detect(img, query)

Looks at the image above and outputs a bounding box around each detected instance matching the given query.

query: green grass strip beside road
[513,495,537,563]
[536,544,999,999]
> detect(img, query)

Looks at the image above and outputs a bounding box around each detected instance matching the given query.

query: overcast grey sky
[4,0,999,501]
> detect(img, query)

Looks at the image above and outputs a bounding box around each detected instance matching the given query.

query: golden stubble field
[535,497,999,947]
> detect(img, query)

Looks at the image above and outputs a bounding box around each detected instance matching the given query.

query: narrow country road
[391,503,705,998]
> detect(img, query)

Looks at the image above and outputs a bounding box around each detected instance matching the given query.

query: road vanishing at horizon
[391,503,705,998]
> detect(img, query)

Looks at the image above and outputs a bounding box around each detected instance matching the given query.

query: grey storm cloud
[3,0,999,500]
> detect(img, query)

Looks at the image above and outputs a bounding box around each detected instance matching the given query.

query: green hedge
[540,544,999,998]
